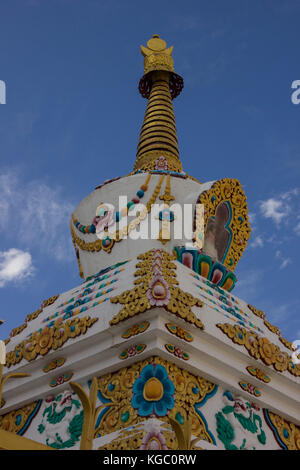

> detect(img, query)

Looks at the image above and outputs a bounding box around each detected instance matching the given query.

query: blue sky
[0,0,299,344]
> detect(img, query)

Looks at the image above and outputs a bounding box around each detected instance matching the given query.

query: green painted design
[121,411,130,423]
[215,393,266,450]
[175,412,184,425]
[46,411,83,449]
[38,391,83,449]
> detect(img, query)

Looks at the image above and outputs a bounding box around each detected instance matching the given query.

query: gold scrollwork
[0,401,42,434]
[246,366,271,383]
[264,319,281,336]
[95,356,216,450]
[197,178,251,270]
[216,322,300,377]
[248,304,266,319]
[5,316,98,368]
[264,410,300,450]
[110,249,204,328]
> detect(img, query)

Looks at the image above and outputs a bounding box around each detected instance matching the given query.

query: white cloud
[259,198,289,224]
[0,248,34,287]
[0,170,75,262]
[280,258,292,270]
[258,188,300,228]
[250,235,264,248]
[281,188,300,200]
[294,217,300,236]
[248,212,256,224]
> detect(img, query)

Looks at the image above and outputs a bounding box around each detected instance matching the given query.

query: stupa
[0,35,299,451]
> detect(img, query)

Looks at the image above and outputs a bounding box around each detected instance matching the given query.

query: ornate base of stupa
[1,251,299,450]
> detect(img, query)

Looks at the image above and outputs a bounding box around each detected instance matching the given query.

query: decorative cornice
[5,316,98,368]
[248,304,295,351]
[4,294,60,344]
[216,322,300,377]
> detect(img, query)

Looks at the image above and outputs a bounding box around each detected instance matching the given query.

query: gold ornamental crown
[141,34,175,74]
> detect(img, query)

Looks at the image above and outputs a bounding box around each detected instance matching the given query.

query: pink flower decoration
[251,402,260,411]
[140,431,168,450]
[147,274,170,306]
[45,395,55,403]
[174,347,183,358]
[155,156,168,171]
[128,347,136,357]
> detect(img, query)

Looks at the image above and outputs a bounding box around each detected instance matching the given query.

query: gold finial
[134,34,184,172]
[141,34,174,74]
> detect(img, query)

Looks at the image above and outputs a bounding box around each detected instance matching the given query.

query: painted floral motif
[35,328,54,356]
[215,391,266,450]
[216,323,300,377]
[140,420,168,450]
[131,363,175,417]
[258,338,277,366]
[122,321,150,339]
[49,372,73,387]
[119,344,146,360]
[147,274,171,306]
[165,323,193,342]
[165,344,189,360]
[43,357,66,373]
[239,381,261,397]
[94,356,217,448]
[158,208,174,222]
[246,366,270,383]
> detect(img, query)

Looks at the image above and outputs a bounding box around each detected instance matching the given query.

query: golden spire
[134,34,184,172]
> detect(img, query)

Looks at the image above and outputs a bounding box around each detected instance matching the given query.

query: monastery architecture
[0,35,299,451]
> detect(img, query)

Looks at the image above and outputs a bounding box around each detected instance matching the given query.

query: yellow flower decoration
[35,328,54,356]
[258,338,277,366]
[274,350,290,372]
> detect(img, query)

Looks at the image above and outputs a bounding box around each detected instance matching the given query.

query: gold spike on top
[134,35,184,172]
